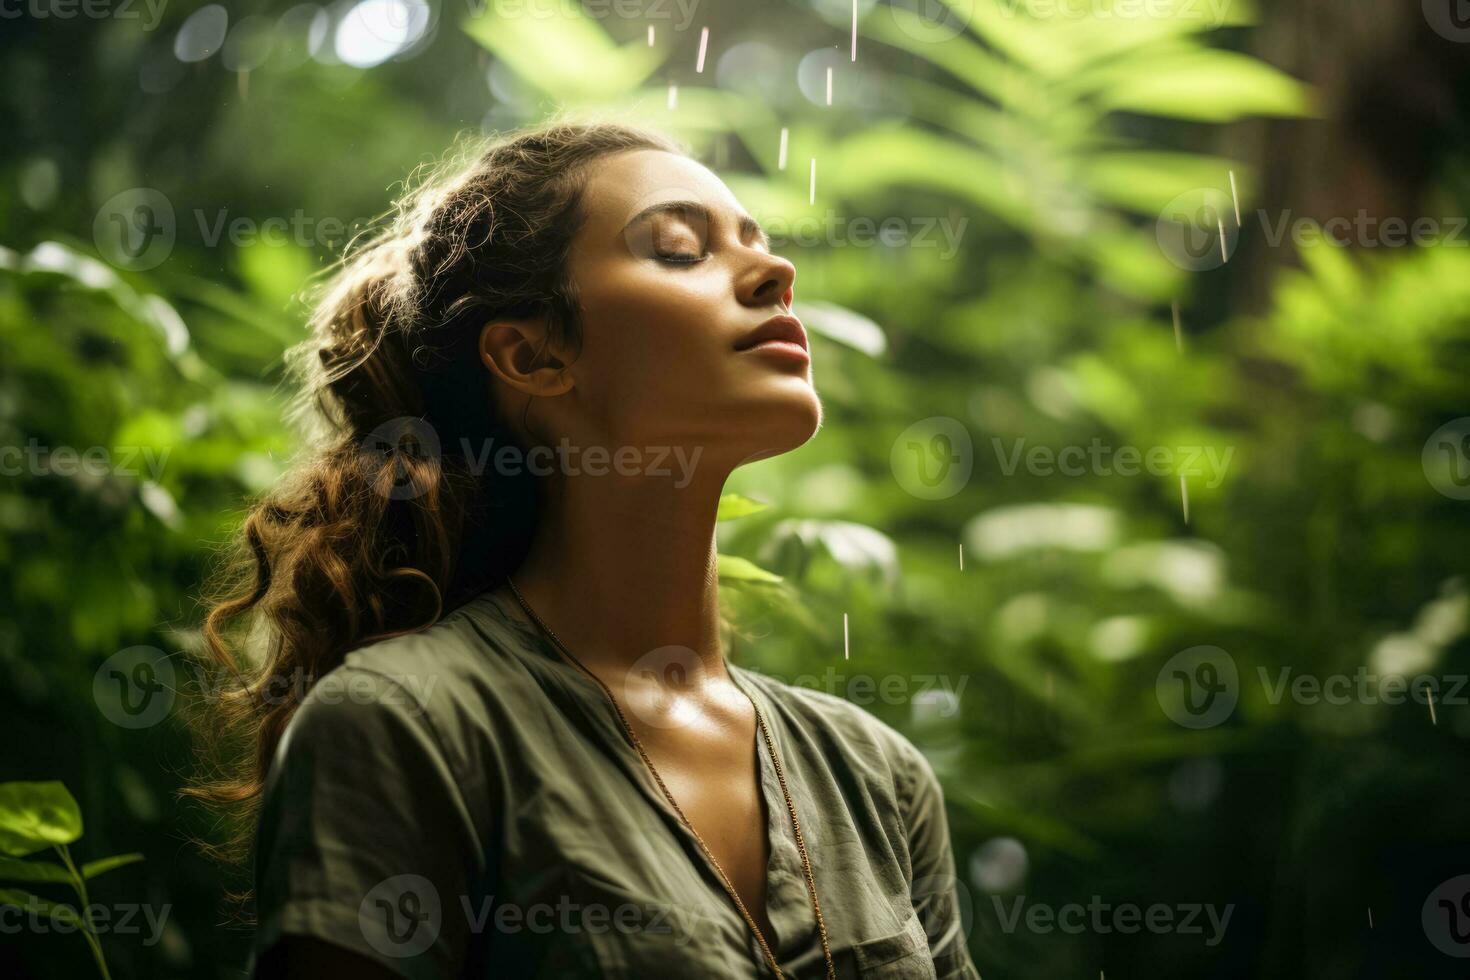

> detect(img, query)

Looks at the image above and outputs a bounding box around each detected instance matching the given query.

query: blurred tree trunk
[1233,0,1470,311]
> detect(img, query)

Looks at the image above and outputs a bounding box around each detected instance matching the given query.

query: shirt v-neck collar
[467,590,819,969]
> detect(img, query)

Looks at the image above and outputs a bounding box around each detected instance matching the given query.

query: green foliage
[0,782,145,979]
[4,1,1466,977]
[0,781,83,856]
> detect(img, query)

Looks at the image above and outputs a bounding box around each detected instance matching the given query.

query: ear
[478,316,575,397]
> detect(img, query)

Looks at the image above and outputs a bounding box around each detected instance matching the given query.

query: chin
[732,389,823,466]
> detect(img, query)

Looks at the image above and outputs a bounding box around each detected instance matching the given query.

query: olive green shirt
[250,589,981,979]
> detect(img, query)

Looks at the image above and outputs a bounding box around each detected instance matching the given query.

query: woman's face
[523,148,821,475]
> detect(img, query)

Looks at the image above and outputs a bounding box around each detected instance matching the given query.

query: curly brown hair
[181,121,683,911]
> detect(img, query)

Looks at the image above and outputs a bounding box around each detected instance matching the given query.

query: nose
[739,249,796,311]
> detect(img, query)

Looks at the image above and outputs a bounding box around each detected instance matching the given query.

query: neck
[506,463,731,681]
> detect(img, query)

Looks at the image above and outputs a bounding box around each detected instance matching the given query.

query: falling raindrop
[797,48,843,106]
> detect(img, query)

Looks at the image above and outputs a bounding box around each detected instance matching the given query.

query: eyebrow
[622,200,770,250]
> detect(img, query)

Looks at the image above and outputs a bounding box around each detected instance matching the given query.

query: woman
[189,121,980,979]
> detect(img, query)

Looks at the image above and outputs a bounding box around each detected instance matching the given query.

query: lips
[734,314,809,353]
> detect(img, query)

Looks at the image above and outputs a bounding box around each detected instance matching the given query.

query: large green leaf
[1042,0,1257,67]
[824,126,1025,227]
[0,888,82,927]
[864,12,1022,108]
[717,554,784,584]
[0,855,72,884]
[81,853,145,880]
[1090,49,1316,121]
[1081,150,1246,214]
[462,0,664,103]
[0,783,83,857]
[717,494,769,522]
[798,301,889,357]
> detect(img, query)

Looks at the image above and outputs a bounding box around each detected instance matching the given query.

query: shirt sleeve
[896,738,983,980]
[250,665,481,980]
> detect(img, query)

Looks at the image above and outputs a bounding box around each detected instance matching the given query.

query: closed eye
[655,250,706,265]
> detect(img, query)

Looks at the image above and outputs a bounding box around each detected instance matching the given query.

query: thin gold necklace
[505,577,837,980]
